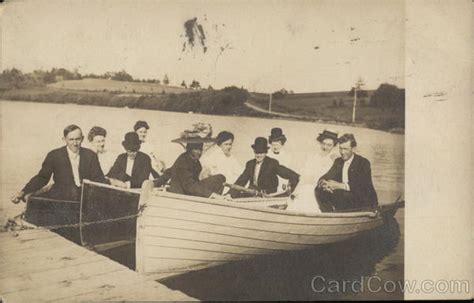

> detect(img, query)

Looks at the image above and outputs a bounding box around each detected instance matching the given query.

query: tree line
[0,68,208,91]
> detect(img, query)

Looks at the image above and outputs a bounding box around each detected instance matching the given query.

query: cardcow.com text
[311,275,470,295]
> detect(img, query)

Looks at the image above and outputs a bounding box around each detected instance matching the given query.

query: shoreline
[0,96,404,135]
[0,87,404,134]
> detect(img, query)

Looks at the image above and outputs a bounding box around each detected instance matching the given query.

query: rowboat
[20,179,403,279]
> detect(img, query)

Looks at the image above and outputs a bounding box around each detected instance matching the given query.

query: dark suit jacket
[230,156,299,197]
[320,153,378,207]
[22,146,107,200]
[107,151,152,189]
[168,152,213,198]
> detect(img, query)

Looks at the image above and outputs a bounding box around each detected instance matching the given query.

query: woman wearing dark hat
[287,129,339,213]
[228,137,299,198]
[107,132,154,189]
[200,131,242,184]
[133,120,165,178]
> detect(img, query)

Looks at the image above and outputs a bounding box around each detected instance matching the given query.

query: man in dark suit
[107,132,153,189]
[229,137,299,198]
[11,125,108,202]
[316,133,378,212]
[169,141,227,199]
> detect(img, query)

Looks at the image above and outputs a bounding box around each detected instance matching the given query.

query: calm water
[0,100,404,300]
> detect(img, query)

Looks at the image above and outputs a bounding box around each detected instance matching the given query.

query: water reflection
[160,217,401,301]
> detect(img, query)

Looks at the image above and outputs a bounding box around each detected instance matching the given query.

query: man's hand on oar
[224,182,258,196]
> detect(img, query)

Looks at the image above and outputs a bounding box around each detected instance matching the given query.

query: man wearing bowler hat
[107,132,153,189]
[168,140,228,199]
[229,137,300,198]
[268,127,294,194]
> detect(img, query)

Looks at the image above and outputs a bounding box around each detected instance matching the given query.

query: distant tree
[181,80,187,88]
[163,74,170,85]
[208,85,214,90]
[0,68,26,88]
[190,80,201,90]
[272,91,285,99]
[370,83,405,110]
[348,87,368,97]
[111,70,134,82]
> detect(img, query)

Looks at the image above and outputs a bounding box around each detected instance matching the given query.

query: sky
[1,0,405,93]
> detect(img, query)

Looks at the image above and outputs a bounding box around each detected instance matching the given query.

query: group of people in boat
[11,121,378,213]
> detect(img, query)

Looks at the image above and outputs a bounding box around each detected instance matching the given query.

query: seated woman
[87,126,116,174]
[134,120,166,178]
[287,129,338,213]
[200,131,242,185]
[228,137,299,198]
[107,132,153,189]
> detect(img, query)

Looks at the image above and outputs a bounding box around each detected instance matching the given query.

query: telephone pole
[269,93,272,113]
[352,78,365,123]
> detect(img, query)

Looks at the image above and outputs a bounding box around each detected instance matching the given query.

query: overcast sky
[1,0,404,93]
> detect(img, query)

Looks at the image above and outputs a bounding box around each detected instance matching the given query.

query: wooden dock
[0,229,195,302]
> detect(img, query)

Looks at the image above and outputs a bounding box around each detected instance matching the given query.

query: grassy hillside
[248,91,404,132]
[48,78,192,94]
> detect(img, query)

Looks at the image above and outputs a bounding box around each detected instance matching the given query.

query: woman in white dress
[287,129,339,213]
[134,120,165,178]
[87,126,116,174]
[200,131,242,185]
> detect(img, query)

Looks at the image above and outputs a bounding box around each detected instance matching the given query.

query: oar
[223,183,258,196]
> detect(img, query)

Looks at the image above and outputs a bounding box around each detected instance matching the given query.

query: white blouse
[200,146,242,184]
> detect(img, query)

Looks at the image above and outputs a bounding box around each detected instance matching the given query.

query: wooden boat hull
[136,182,386,278]
[23,180,401,279]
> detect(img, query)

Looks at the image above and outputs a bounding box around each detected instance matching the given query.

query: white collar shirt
[342,154,355,191]
[67,147,81,187]
[253,160,263,186]
[125,157,135,177]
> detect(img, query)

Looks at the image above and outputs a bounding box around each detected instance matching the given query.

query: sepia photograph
[0,0,470,301]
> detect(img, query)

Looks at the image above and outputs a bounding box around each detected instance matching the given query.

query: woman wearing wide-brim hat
[161,123,230,200]
[288,129,339,213]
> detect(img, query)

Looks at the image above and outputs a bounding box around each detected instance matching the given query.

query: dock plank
[0,229,195,301]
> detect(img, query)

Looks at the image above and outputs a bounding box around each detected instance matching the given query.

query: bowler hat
[122,132,141,151]
[268,127,287,144]
[251,137,269,153]
[317,129,339,143]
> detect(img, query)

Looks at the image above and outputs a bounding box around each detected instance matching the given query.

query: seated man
[316,133,378,212]
[107,132,153,189]
[168,141,227,199]
[229,137,300,198]
[11,124,108,202]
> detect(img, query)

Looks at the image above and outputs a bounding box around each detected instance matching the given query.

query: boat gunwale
[83,180,384,219]
[150,190,379,219]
